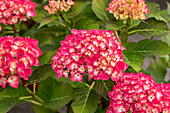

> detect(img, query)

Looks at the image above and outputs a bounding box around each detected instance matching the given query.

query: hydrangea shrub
[0,0,169,113]
[106,0,150,20]
[107,72,170,113]
[0,36,42,88]
[44,0,75,13]
[0,0,37,31]
[51,29,128,82]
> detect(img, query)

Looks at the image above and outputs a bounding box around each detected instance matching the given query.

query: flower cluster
[0,0,37,31]
[107,72,170,113]
[106,0,149,20]
[0,36,42,88]
[44,0,75,14]
[52,29,128,82]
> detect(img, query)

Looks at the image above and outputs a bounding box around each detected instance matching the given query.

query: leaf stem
[25,86,44,103]
[85,83,91,88]
[58,11,70,32]
[33,83,36,94]
[90,81,95,90]
[19,96,33,100]
[114,30,121,42]
[103,96,110,101]
[25,100,43,106]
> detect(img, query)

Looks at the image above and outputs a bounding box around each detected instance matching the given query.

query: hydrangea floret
[107,72,170,113]
[0,0,37,31]
[0,36,42,88]
[106,0,150,20]
[51,29,128,82]
[44,0,75,14]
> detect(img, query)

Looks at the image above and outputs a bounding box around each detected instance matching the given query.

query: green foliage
[92,0,113,22]
[123,51,143,72]
[67,1,91,18]
[94,80,114,97]
[39,50,57,66]
[0,85,28,100]
[133,39,170,56]
[106,20,126,31]
[0,85,28,113]
[36,77,60,102]
[75,18,99,30]
[33,105,56,113]
[167,2,170,16]
[38,16,58,29]
[162,33,170,47]
[44,84,73,109]
[128,18,170,38]
[146,59,167,83]
[2,0,170,112]
[0,98,18,113]
[71,87,98,113]
[145,2,167,22]
[28,64,55,84]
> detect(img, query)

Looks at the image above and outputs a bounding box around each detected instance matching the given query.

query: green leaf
[133,39,170,56]
[94,80,114,97]
[160,9,170,22]
[43,84,73,109]
[75,18,99,30]
[28,64,55,84]
[167,2,170,16]
[32,11,46,23]
[92,0,113,22]
[146,59,167,83]
[146,2,160,14]
[33,105,56,113]
[106,20,126,31]
[0,84,28,100]
[38,16,57,29]
[0,98,18,113]
[71,87,98,113]
[39,50,57,66]
[123,51,143,72]
[37,77,60,102]
[67,1,91,18]
[162,33,170,47]
[128,18,170,38]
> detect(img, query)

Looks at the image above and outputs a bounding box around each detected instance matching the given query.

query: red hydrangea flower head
[52,29,128,82]
[0,0,37,31]
[106,0,149,20]
[44,0,75,14]
[107,72,170,113]
[0,36,42,88]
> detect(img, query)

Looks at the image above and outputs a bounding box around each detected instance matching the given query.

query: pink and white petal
[0,77,6,88]
[7,75,19,88]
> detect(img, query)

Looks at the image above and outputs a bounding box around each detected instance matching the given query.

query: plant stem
[25,100,43,106]
[90,81,95,90]
[19,96,33,100]
[114,30,121,42]
[85,83,91,88]
[33,83,36,94]
[19,96,43,106]
[25,86,44,103]
[122,17,131,44]
[58,11,70,32]
[103,96,110,101]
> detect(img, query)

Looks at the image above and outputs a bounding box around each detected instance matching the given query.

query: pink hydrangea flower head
[106,0,150,20]
[107,72,170,113]
[0,0,37,31]
[44,0,75,14]
[0,36,42,88]
[52,29,127,82]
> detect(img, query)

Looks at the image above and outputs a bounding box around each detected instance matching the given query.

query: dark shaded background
[8,0,169,113]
